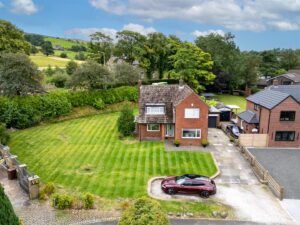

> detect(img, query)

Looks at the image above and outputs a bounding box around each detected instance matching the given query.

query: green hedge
[0,86,138,129]
[0,184,19,225]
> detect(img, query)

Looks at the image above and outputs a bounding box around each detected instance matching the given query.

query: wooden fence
[239,134,269,147]
[239,146,284,200]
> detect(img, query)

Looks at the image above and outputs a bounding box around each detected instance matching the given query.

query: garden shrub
[0,123,10,145]
[83,193,94,209]
[52,193,73,209]
[0,184,19,225]
[118,197,169,225]
[40,182,55,200]
[117,103,135,137]
[93,98,105,110]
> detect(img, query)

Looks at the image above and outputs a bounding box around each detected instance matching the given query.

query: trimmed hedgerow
[0,86,138,129]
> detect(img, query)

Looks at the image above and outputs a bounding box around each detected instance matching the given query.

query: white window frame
[181,129,201,139]
[184,108,200,119]
[147,124,160,132]
[146,106,165,115]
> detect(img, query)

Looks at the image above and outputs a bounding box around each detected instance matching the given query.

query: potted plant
[174,139,180,147]
[201,139,209,147]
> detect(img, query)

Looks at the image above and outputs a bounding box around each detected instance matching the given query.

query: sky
[0,0,300,51]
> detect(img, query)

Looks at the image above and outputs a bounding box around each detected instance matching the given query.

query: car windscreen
[175,176,186,185]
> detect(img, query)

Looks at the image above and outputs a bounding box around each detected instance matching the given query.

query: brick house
[237,85,300,147]
[136,81,209,145]
[266,70,300,86]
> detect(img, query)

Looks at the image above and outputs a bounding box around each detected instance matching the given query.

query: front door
[166,124,174,137]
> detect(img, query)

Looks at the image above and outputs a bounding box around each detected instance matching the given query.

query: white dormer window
[185,108,200,118]
[146,106,165,115]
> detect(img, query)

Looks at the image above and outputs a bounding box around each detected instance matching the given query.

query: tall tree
[68,60,113,89]
[259,49,283,77]
[41,41,54,56]
[240,52,262,88]
[0,53,43,96]
[0,20,31,54]
[145,32,168,79]
[195,33,242,90]
[113,62,140,85]
[24,33,45,46]
[66,60,78,75]
[279,49,299,71]
[88,32,113,64]
[170,42,215,92]
[114,30,146,63]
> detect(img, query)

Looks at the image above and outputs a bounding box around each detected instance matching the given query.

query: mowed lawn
[30,54,83,68]
[9,112,217,199]
[215,94,246,113]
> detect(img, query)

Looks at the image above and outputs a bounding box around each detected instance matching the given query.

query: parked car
[161,174,216,198]
[226,124,241,138]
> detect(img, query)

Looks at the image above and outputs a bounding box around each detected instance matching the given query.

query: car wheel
[200,191,209,198]
[167,188,175,195]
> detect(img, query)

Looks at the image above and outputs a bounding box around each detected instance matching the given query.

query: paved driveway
[248,148,300,199]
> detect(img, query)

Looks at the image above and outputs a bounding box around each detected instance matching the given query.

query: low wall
[0,144,39,199]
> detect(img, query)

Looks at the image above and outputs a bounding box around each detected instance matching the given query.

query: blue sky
[0,0,299,51]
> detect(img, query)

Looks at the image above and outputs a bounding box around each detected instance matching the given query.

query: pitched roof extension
[237,110,259,124]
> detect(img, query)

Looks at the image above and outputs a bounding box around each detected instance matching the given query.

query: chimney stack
[138,80,142,113]
[273,79,279,86]
[179,79,184,86]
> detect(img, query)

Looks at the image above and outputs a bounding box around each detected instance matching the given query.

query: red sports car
[161,174,216,198]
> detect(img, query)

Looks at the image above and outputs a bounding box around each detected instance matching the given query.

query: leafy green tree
[75,52,86,61]
[259,50,281,77]
[118,197,169,225]
[239,52,262,88]
[0,20,31,54]
[30,45,39,54]
[0,123,10,145]
[88,32,113,64]
[145,32,168,79]
[113,62,140,85]
[117,103,135,137]
[114,30,147,64]
[0,53,43,96]
[195,33,242,90]
[60,52,67,58]
[41,41,54,56]
[68,60,113,89]
[170,42,215,92]
[0,184,19,225]
[279,49,299,71]
[50,72,69,88]
[24,33,45,46]
[66,60,78,75]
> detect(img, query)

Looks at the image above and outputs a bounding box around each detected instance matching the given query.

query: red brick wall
[267,97,300,147]
[175,93,208,145]
[139,124,163,140]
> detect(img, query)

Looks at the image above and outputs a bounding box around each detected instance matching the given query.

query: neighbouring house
[53,45,64,51]
[135,81,209,145]
[237,85,300,147]
[266,70,300,86]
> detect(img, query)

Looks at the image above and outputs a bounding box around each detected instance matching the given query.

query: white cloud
[11,0,38,15]
[89,0,300,31]
[65,23,156,40]
[123,23,156,35]
[192,29,225,37]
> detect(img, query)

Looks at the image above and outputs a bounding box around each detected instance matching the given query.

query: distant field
[30,53,83,68]
[54,50,77,60]
[45,37,87,49]
[215,94,246,113]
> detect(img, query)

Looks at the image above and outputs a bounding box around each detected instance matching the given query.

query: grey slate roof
[269,85,300,103]
[237,110,259,124]
[246,89,290,109]
[137,84,194,123]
